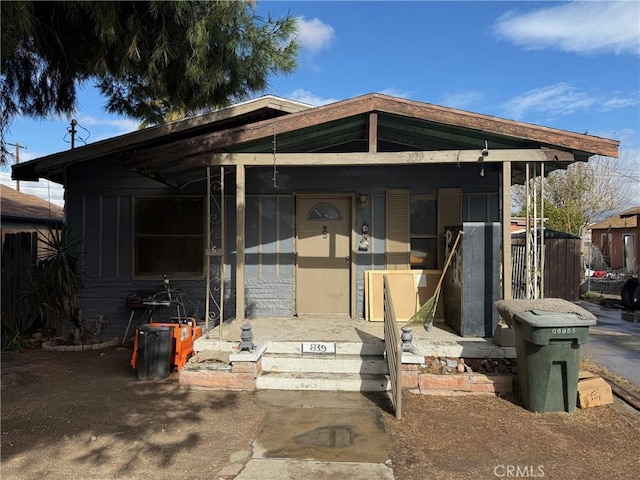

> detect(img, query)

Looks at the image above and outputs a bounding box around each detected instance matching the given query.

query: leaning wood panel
[366,269,442,321]
[383,275,402,420]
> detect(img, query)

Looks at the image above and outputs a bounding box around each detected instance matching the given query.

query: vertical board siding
[261,197,278,278]
[278,196,294,277]
[83,195,100,279]
[245,196,260,277]
[101,196,118,279]
[118,196,132,279]
[66,160,503,333]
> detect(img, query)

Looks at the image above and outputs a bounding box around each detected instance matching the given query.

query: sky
[2,0,639,208]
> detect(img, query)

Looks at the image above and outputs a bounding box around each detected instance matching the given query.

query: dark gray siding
[67,158,500,335]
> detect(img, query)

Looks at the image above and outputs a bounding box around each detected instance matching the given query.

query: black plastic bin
[512,310,596,413]
[137,325,173,380]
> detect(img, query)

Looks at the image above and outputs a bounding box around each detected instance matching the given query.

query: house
[1,183,64,253]
[11,94,619,338]
[589,206,639,273]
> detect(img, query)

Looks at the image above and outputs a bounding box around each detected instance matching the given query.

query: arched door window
[307,203,341,221]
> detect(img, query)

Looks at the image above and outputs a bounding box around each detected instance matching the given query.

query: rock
[456,363,465,373]
[229,450,251,463]
[446,359,458,368]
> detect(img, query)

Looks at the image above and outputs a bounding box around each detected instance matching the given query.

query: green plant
[35,227,85,338]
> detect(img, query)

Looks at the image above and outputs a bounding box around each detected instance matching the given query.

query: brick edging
[402,364,513,395]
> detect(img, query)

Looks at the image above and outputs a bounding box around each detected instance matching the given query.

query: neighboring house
[1,184,65,332]
[11,94,619,337]
[0,183,64,250]
[589,207,639,273]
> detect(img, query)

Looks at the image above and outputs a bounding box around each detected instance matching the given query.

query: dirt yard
[2,346,640,480]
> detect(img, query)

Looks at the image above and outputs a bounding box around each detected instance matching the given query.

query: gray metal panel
[444,222,501,337]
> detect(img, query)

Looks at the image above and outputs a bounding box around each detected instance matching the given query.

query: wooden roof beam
[371,95,619,158]
[186,148,575,167]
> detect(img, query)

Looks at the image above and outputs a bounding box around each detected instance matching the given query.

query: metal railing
[383,275,402,419]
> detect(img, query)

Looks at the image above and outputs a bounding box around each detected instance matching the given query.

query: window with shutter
[386,190,410,269]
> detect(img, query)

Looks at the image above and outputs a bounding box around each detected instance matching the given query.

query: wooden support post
[502,161,512,300]
[368,113,378,153]
[236,165,246,321]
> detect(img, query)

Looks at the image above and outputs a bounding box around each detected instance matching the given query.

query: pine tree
[1,1,299,162]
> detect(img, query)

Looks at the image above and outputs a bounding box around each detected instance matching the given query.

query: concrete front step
[256,371,390,392]
[194,338,386,356]
[261,353,389,375]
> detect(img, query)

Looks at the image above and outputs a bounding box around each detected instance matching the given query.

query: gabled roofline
[181,93,618,157]
[13,93,619,183]
[12,95,312,182]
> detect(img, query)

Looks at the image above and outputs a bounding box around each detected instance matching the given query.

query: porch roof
[13,93,619,187]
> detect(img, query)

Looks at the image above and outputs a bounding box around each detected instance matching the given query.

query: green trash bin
[512,310,596,413]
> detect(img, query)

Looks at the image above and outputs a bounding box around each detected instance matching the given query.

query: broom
[407,230,462,330]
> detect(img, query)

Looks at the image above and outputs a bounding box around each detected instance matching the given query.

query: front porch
[179,316,516,394]
[195,316,516,360]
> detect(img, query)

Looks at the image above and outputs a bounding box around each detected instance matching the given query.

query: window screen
[133,197,204,277]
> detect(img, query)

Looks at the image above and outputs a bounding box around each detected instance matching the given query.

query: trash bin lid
[514,310,597,328]
[139,324,172,332]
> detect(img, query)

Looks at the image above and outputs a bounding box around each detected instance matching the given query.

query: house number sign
[302,342,336,354]
[550,328,577,334]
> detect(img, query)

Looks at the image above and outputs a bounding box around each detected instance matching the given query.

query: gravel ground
[2,346,639,480]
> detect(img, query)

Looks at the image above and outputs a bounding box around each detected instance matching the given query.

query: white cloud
[295,17,335,53]
[502,83,596,119]
[601,95,639,111]
[494,1,640,55]
[379,88,412,99]
[440,91,484,110]
[76,115,139,142]
[288,89,340,106]
[502,83,637,120]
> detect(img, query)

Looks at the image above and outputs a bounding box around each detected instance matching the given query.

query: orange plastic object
[130,318,203,372]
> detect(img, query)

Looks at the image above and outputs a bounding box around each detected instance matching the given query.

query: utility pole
[69,119,77,149]
[6,142,27,191]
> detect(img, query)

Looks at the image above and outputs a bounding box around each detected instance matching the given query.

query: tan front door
[296,196,351,315]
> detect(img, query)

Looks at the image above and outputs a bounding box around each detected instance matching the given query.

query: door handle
[345,256,351,264]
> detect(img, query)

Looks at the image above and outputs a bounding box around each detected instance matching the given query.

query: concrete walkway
[235,390,395,480]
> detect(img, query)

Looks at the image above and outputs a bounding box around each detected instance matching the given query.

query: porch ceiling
[124,112,588,187]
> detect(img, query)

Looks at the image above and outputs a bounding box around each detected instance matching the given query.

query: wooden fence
[511,237,581,301]
[1,232,38,335]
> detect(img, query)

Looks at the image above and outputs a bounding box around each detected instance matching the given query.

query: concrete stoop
[179,340,391,392]
[179,336,515,394]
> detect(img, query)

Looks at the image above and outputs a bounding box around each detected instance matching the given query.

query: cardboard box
[577,377,613,408]
[492,322,515,346]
